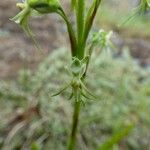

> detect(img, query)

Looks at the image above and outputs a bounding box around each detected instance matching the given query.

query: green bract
[28,0,61,14]
[71,57,87,77]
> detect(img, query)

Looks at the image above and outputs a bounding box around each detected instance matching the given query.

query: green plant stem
[67,101,81,150]
[57,8,77,56]
[76,0,84,41]
[67,1,85,147]
[67,1,102,149]
[76,0,85,59]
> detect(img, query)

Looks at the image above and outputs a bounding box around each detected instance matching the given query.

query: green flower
[11,0,61,34]
[92,29,113,49]
[28,0,61,14]
[11,0,63,53]
[11,2,32,36]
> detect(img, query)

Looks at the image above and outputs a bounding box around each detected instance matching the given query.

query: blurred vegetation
[0,1,150,149]
[0,47,150,150]
[96,1,150,37]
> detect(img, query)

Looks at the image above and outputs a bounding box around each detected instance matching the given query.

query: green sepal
[51,82,70,97]
[68,92,74,100]
[10,5,35,38]
[11,3,42,53]
[81,91,95,100]
[71,57,83,76]
[71,56,88,78]
[80,80,98,99]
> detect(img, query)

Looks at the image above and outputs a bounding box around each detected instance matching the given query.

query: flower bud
[11,3,30,26]
[16,3,26,10]
[27,0,61,14]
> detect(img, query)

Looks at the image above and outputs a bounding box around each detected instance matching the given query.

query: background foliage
[0,47,150,150]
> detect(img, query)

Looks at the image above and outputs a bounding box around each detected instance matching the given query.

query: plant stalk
[57,8,77,56]
[67,1,101,149]
[76,0,85,59]
[67,101,81,150]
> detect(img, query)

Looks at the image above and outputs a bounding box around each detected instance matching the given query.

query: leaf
[81,91,94,100]
[68,91,74,100]
[80,80,98,99]
[83,0,102,43]
[97,124,134,150]
[51,83,70,97]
